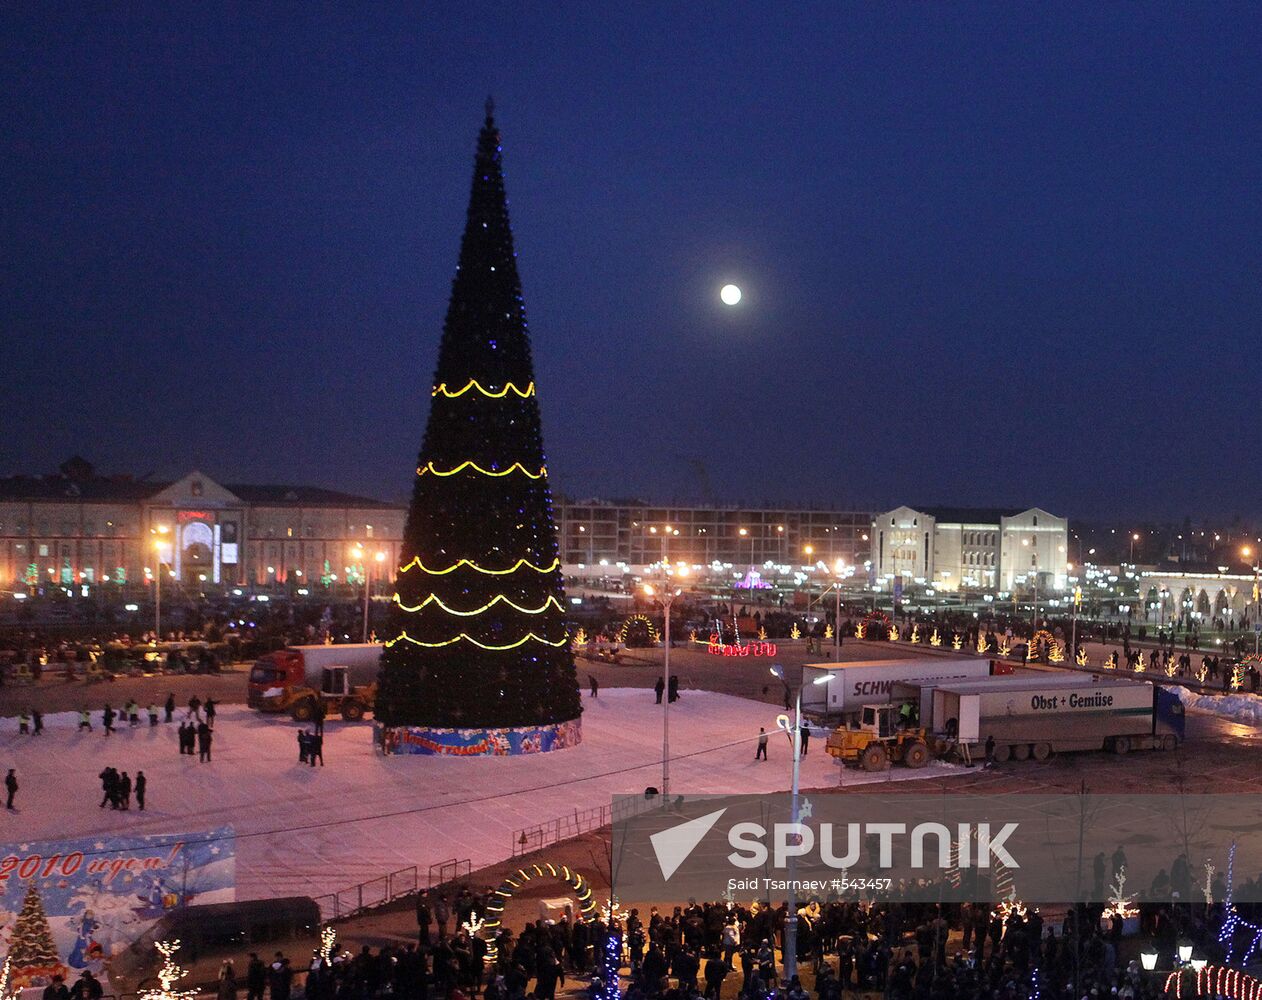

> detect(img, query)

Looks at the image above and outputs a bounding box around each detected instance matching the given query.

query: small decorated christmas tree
[139,941,197,1000]
[9,883,67,988]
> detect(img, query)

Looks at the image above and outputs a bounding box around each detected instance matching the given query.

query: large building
[871,505,1069,594]
[554,499,872,573]
[0,459,405,593]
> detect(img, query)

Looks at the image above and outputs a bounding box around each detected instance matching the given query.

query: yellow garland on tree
[1076,647,1090,666]
[417,460,546,479]
[432,379,535,398]
[394,593,566,616]
[398,555,560,576]
[930,628,942,647]
[386,630,568,650]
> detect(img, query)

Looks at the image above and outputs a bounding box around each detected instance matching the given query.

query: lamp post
[352,546,386,643]
[769,664,834,982]
[645,564,687,798]
[152,526,170,643]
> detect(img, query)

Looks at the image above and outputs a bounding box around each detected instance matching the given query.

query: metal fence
[427,857,472,888]
[312,865,419,921]
[511,796,658,857]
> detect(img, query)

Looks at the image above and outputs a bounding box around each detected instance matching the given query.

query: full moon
[720,283,742,305]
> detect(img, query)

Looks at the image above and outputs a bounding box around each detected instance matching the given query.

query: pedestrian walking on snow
[102,704,115,735]
[756,728,768,761]
[589,675,599,698]
[654,677,665,704]
[148,704,159,727]
[197,722,212,762]
[297,730,309,764]
[309,732,323,767]
[164,693,176,723]
[32,709,43,735]
[135,771,147,811]
[205,698,217,730]
[5,769,17,809]
[19,710,29,735]
[78,709,91,732]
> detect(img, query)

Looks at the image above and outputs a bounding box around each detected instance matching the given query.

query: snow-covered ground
[1,690,952,902]
[1176,684,1262,724]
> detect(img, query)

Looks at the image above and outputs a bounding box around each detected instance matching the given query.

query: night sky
[4,5,1261,520]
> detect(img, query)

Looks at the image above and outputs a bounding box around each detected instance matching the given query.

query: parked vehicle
[802,657,995,719]
[247,643,381,721]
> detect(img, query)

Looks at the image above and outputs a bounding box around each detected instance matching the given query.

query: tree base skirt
[376,717,582,756]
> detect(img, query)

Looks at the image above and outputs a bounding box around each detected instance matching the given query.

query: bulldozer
[824,703,939,771]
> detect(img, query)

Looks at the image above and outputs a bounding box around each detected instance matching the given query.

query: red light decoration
[706,634,777,657]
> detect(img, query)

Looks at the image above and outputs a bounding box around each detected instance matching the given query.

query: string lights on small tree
[140,941,197,1000]
[1102,866,1138,922]
[1076,647,1090,666]
[951,633,963,650]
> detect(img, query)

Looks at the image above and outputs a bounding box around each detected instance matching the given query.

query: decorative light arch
[483,862,596,959]
[617,614,660,644]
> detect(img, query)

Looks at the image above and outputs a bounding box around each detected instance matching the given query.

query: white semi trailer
[898,674,1185,761]
[802,657,995,717]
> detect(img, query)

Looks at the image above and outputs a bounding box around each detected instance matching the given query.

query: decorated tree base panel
[377,718,581,756]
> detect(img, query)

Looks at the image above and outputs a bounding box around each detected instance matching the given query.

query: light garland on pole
[319,926,337,965]
[1219,843,1262,967]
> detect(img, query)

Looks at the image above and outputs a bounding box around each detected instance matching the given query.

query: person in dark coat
[654,677,665,704]
[205,698,217,730]
[799,722,810,756]
[118,771,132,810]
[70,971,103,1000]
[135,771,147,811]
[4,769,16,810]
[313,700,326,737]
[198,722,213,762]
[416,891,433,944]
[32,708,44,735]
[42,974,70,1000]
[102,704,115,735]
[164,693,176,723]
[245,954,267,1000]
[297,730,309,764]
[309,732,323,767]
[668,675,679,702]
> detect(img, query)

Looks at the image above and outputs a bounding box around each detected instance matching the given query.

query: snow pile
[1175,684,1262,724]
[0,690,952,903]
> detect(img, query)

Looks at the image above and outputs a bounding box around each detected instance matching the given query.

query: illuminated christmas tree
[376,102,581,734]
[9,883,66,987]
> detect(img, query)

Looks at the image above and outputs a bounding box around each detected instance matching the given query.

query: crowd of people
[189,889,1260,1000]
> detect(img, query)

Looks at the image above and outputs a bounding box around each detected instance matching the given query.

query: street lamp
[152,526,170,643]
[351,546,386,643]
[1131,532,1140,565]
[769,664,835,981]
[644,564,688,798]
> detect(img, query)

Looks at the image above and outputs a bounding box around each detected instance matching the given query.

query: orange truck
[247,643,382,721]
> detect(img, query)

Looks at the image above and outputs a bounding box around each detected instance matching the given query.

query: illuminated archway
[483,862,596,958]
[617,614,660,646]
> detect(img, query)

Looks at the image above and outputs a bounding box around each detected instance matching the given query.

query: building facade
[0,461,405,593]
[553,499,872,572]
[871,505,1068,594]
